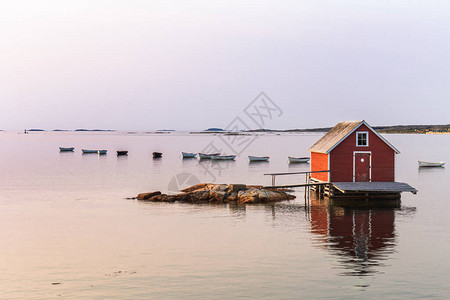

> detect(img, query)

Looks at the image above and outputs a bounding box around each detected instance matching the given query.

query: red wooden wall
[310,152,329,181]
[329,124,395,182]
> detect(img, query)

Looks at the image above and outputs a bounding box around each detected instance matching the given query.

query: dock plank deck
[332,182,417,194]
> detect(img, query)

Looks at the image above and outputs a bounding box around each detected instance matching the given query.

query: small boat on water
[211,155,236,161]
[182,152,197,158]
[418,161,445,167]
[153,152,162,158]
[82,149,107,154]
[288,156,310,163]
[82,149,98,154]
[248,155,270,162]
[59,147,74,152]
[198,153,220,159]
[117,150,128,156]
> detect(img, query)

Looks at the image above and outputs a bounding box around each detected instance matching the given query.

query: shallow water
[0,131,449,299]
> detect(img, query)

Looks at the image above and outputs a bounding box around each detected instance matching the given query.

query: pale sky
[1,0,449,130]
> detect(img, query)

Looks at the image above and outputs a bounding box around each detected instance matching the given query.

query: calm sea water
[0,131,449,299]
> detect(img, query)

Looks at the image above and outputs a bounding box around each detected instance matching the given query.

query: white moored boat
[418,161,445,167]
[211,155,236,161]
[198,153,220,159]
[182,152,197,158]
[288,156,310,163]
[248,155,270,162]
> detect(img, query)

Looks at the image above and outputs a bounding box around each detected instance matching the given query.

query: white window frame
[356,131,369,147]
[353,151,372,182]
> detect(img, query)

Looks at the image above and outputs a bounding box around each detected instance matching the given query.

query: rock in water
[181,183,209,193]
[229,184,247,193]
[137,191,162,200]
[237,190,259,203]
[137,183,295,204]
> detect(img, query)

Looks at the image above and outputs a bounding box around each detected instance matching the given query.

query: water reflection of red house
[310,198,396,275]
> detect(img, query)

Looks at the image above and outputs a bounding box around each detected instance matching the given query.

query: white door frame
[353,151,372,182]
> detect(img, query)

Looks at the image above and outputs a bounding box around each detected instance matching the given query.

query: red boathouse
[309,120,400,183]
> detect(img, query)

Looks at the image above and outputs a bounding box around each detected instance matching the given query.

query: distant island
[74,129,116,132]
[188,128,227,134]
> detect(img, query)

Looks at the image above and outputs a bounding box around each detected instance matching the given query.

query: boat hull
[288,156,310,163]
[59,147,74,152]
[418,161,445,167]
[211,155,236,161]
[153,152,162,158]
[248,156,270,162]
[182,152,197,158]
[82,149,98,154]
[117,151,128,156]
[82,149,107,154]
[198,153,220,159]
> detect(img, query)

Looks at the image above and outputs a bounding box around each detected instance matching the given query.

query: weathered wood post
[308,173,311,204]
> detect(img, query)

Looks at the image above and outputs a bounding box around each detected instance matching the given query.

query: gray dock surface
[332,182,417,194]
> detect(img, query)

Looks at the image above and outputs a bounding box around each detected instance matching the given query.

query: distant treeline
[247,124,450,134]
[373,125,450,133]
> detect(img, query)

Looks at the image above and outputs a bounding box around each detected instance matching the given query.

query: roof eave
[325,121,364,154]
[308,149,327,154]
[361,120,401,154]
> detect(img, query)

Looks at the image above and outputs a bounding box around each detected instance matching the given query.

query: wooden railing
[263,170,331,188]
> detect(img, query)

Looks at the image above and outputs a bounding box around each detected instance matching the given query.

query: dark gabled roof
[308,120,400,154]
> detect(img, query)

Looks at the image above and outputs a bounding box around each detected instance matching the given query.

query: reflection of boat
[198,153,220,159]
[249,155,270,162]
[211,155,236,161]
[98,150,107,155]
[59,147,74,152]
[117,150,128,156]
[82,149,98,154]
[153,152,162,158]
[182,152,197,158]
[418,161,445,167]
[288,156,310,163]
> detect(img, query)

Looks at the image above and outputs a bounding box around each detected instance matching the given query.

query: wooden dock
[309,179,417,199]
[263,170,417,205]
[332,182,417,194]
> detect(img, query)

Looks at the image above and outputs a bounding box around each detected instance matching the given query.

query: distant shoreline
[10,124,450,134]
[246,124,450,134]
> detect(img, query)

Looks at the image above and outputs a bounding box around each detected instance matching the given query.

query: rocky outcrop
[136,191,162,200]
[138,183,295,204]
